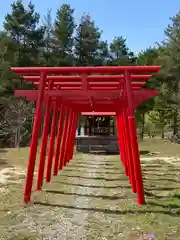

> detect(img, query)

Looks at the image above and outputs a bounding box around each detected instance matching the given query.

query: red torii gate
[12,66,160,205]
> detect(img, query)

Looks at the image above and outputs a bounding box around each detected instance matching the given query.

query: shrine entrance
[79,115,117,136]
[76,113,118,153]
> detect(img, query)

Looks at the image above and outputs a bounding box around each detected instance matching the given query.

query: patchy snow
[141,156,180,166]
[0,167,25,185]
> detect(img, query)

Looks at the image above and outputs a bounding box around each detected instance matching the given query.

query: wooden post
[53,104,65,176]
[116,110,128,176]
[24,72,46,203]
[46,100,59,182]
[69,113,79,161]
[36,80,53,190]
[58,107,69,170]
[62,108,73,167]
[123,99,137,193]
[124,70,145,205]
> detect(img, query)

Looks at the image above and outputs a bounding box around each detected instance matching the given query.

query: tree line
[0,0,180,147]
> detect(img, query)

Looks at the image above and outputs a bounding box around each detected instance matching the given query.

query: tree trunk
[161,127,165,139]
[173,111,178,136]
[140,113,145,140]
[14,127,20,148]
[161,112,165,139]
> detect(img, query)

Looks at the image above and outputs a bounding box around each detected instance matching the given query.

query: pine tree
[42,9,54,66]
[136,48,160,140]
[74,14,101,66]
[52,4,76,66]
[109,36,134,65]
[96,40,109,65]
[4,0,45,67]
[158,11,180,135]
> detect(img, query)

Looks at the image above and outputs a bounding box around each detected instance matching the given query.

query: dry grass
[0,139,180,239]
[139,138,180,157]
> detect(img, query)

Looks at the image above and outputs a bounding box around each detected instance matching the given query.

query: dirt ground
[0,140,180,240]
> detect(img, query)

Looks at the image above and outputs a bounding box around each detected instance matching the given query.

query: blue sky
[0,0,179,53]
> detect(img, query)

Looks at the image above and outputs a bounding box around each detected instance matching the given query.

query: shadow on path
[54,181,131,189]
[34,201,180,217]
[58,174,126,181]
[45,189,126,200]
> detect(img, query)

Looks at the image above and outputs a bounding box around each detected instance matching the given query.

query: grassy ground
[139,138,180,157]
[0,139,180,239]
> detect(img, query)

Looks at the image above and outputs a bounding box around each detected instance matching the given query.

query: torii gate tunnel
[12,65,160,205]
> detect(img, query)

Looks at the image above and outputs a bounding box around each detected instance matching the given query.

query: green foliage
[42,9,54,66]
[108,36,135,66]
[52,4,76,66]
[4,0,45,67]
[74,14,102,66]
